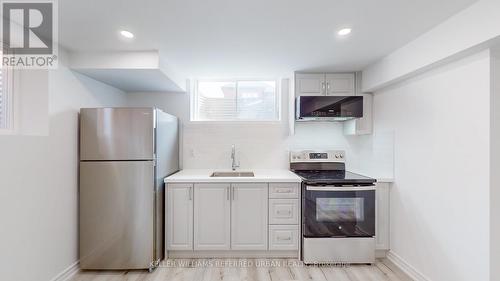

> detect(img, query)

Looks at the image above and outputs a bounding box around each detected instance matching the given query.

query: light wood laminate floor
[71,259,412,281]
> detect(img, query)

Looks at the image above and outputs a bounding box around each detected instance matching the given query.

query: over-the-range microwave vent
[296,96,363,122]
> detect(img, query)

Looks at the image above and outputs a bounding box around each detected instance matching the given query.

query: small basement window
[192,80,279,121]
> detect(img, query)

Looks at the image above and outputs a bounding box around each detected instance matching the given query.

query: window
[0,59,13,131]
[192,80,279,121]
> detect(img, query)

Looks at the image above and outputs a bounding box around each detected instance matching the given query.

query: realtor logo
[1,0,58,68]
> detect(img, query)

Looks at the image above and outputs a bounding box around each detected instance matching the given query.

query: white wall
[126,84,394,178]
[373,50,490,281]
[491,48,500,281]
[0,51,127,281]
[362,0,500,92]
[14,70,50,135]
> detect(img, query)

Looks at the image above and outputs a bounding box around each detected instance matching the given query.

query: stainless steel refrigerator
[79,107,179,271]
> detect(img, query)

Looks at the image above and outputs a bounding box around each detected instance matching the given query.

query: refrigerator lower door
[80,161,155,270]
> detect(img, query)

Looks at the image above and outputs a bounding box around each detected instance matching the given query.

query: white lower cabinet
[231,183,268,250]
[194,183,231,250]
[376,183,390,250]
[167,181,300,255]
[166,183,194,250]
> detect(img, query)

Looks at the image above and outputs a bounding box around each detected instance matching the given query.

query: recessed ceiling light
[119,30,134,39]
[337,28,352,36]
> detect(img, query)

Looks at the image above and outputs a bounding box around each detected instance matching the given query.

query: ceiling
[59,0,477,78]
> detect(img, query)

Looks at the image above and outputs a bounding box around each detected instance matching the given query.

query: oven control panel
[290,150,345,163]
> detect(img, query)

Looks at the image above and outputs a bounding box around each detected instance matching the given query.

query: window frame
[190,78,282,123]
[0,61,14,135]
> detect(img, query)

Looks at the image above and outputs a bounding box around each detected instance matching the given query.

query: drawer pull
[275,188,292,193]
[277,236,292,241]
[277,210,292,215]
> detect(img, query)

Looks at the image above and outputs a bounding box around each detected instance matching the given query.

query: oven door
[302,184,375,238]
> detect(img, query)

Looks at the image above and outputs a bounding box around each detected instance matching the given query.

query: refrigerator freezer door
[80,108,155,161]
[80,161,155,270]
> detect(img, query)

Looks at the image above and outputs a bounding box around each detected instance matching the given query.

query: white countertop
[164,169,302,183]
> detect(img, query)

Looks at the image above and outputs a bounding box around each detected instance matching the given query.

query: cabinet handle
[321,82,326,94]
[326,83,330,92]
[232,187,235,200]
[277,236,292,241]
[226,186,230,200]
[189,186,192,201]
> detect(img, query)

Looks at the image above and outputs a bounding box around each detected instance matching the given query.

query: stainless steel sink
[210,171,255,177]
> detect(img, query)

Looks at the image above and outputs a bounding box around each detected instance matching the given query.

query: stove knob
[335,154,340,159]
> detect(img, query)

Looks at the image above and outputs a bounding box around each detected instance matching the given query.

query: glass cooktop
[293,170,376,184]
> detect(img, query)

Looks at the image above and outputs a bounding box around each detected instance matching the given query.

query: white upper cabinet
[166,183,193,251]
[194,183,231,250]
[230,183,268,250]
[325,73,355,96]
[295,73,326,96]
[295,72,356,97]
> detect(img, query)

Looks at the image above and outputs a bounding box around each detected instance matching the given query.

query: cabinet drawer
[269,183,299,199]
[269,199,299,224]
[269,225,299,250]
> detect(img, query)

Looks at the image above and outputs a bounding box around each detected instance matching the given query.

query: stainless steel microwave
[296,96,363,121]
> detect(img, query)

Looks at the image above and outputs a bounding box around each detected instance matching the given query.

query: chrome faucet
[231,144,240,171]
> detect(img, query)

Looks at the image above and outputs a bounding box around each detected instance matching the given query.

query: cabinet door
[166,183,193,250]
[194,183,231,250]
[376,183,390,250]
[325,73,355,96]
[231,183,268,250]
[295,73,326,96]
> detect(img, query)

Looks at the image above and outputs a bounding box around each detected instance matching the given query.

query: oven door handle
[306,185,375,191]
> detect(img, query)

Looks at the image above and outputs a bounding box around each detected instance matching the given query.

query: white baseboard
[386,251,430,281]
[49,261,79,281]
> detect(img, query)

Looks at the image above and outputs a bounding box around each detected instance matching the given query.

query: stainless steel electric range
[290,150,377,264]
